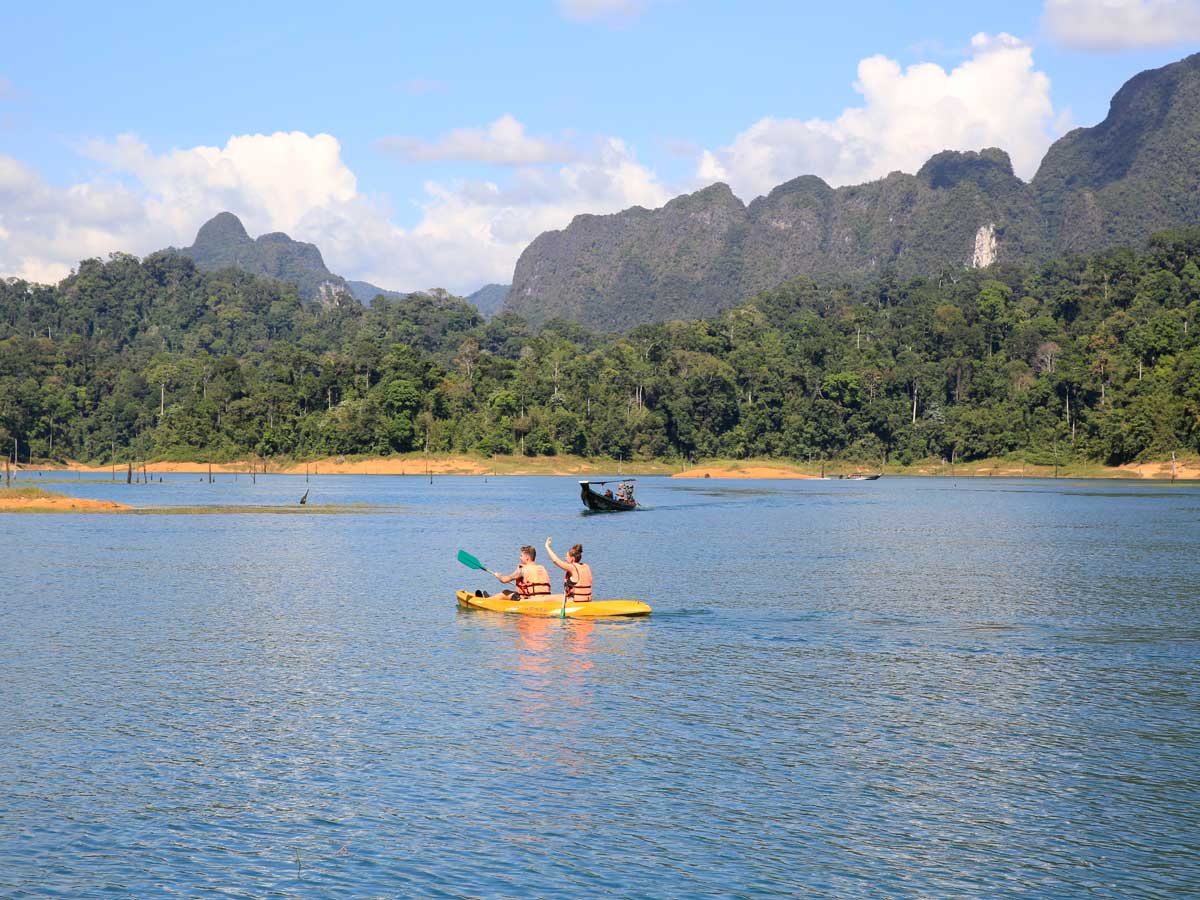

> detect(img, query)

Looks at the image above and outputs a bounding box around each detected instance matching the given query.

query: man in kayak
[491,545,552,600]
[544,537,593,603]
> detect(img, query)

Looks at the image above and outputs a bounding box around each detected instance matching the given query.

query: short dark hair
[569,543,583,561]
[521,545,536,560]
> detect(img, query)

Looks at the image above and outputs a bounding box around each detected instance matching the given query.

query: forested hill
[506,52,1200,330]
[466,283,510,318]
[2,231,1198,467]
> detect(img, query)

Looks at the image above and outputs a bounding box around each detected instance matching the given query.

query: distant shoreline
[12,452,1200,481]
[673,459,1200,481]
[3,453,1196,514]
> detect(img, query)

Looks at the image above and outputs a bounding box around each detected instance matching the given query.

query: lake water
[2,474,1198,899]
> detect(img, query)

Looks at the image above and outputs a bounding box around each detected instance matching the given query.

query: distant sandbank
[0,492,131,513]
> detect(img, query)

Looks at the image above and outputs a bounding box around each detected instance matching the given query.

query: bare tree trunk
[911,381,918,425]
[1068,389,1076,444]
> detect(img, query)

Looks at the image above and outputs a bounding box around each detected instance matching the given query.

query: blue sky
[1,0,1197,292]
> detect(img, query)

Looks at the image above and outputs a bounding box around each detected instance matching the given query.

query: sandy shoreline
[15,453,1200,481]
[673,464,820,479]
[277,457,490,476]
[48,455,652,478]
[1117,460,1200,480]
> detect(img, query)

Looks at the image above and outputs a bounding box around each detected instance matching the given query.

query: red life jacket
[516,563,551,597]
[564,562,593,601]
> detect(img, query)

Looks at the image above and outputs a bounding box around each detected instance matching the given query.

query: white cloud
[0,155,149,282]
[378,114,578,166]
[0,127,671,293]
[80,131,359,240]
[698,33,1060,199]
[1043,0,1200,50]
[558,0,646,22]
[345,137,670,291]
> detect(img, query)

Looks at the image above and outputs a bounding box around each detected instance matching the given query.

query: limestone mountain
[506,52,1200,331]
[175,212,404,305]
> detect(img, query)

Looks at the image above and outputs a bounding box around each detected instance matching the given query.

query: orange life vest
[564,562,593,601]
[516,563,551,597]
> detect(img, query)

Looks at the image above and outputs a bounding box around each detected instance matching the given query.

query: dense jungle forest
[2,228,1199,467]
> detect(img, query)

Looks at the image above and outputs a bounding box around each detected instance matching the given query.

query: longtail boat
[579,479,638,512]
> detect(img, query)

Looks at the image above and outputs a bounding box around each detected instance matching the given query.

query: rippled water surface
[3,474,1198,898]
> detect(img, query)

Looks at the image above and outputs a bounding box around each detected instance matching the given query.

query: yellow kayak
[456,590,651,617]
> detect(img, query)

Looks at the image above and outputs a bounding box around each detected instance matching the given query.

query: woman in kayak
[492,545,552,600]
[544,537,593,603]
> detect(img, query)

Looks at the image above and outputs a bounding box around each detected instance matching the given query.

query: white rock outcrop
[971,224,998,268]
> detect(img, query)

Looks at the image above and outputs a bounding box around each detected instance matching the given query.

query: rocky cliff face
[509,184,748,330]
[508,150,1041,330]
[507,53,1200,330]
[1033,52,1200,254]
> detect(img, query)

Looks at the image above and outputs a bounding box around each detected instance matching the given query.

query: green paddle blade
[457,549,488,571]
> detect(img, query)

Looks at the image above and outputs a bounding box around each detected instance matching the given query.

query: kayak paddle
[457,549,490,572]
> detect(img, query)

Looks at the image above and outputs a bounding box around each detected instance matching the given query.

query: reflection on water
[1,474,1198,899]
[514,615,595,676]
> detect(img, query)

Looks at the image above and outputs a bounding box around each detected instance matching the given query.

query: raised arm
[543,537,569,571]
